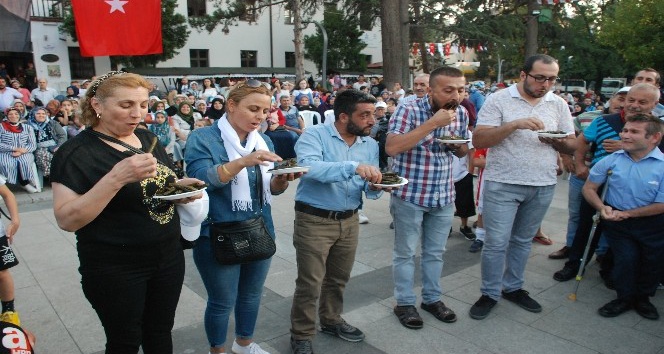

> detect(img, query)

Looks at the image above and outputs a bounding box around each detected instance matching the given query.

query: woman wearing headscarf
[27,107,66,179]
[65,85,80,99]
[12,100,28,121]
[204,97,225,121]
[0,108,38,192]
[149,110,176,157]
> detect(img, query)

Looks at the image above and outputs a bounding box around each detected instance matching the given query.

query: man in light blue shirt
[583,113,664,320]
[290,89,387,354]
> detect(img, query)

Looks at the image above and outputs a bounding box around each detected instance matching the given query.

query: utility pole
[525,0,540,58]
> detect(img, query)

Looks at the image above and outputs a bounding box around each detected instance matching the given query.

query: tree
[598,0,664,71]
[60,0,190,68]
[380,0,410,90]
[303,8,367,72]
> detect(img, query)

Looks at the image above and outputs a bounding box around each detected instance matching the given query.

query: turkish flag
[72,0,162,57]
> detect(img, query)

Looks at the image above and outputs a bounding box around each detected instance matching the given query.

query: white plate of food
[537,131,568,138]
[268,166,310,175]
[153,187,207,200]
[437,138,471,144]
[373,177,409,188]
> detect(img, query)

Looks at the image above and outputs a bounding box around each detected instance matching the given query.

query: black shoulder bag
[209,166,276,265]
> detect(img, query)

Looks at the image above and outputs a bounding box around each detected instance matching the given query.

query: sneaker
[358,210,369,224]
[501,289,542,313]
[460,226,476,240]
[232,340,270,354]
[290,337,314,354]
[469,295,497,320]
[22,184,38,194]
[0,311,20,326]
[319,320,365,342]
[468,239,484,253]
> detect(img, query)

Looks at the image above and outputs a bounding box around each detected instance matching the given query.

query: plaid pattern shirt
[388,95,470,207]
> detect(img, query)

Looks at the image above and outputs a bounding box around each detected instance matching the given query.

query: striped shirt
[583,113,622,166]
[388,95,469,207]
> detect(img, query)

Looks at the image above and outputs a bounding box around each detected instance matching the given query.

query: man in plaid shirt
[386,66,470,329]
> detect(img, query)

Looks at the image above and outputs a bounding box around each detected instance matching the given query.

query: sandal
[394,305,424,329]
[421,301,457,323]
[533,233,553,245]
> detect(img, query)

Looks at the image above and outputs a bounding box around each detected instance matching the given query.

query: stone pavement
[6,178,664,354]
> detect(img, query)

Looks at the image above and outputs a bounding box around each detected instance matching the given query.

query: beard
[523,81,548,98]
[430,97,459,113]
[347,118,371,137]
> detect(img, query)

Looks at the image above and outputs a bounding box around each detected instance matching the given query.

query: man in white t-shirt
[469,54,576,320]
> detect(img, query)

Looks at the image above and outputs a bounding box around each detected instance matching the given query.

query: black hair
[429,66,463,88]
[522,54,558,73]
[333,89,377,120]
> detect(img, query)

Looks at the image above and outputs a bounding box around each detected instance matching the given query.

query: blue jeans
[193,237,272,348]
[568,175,609,254]
[565,175,585,247]
[480,182,555,300]
[391,197,454,305]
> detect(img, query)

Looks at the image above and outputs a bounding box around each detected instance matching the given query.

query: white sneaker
[358,210,369,224]
[22,184,38,194]
[231,340,270,354]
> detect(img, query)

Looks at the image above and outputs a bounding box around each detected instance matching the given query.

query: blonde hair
[80,72,151,127]
[227,81,272,105]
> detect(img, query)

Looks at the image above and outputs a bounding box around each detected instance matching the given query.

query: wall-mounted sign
[41,54,59,63]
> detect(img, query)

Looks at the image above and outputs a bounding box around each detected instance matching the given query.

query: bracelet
[221,164,232,176]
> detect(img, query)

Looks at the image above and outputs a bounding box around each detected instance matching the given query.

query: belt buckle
[331,211,341,220]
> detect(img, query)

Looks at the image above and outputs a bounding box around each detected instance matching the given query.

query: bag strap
[86,128,147,155]
[255,165,263,213]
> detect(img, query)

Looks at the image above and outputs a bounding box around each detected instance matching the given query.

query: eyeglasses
[526,73,559,83]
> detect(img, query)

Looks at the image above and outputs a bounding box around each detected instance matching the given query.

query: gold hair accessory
[89,71,124,97]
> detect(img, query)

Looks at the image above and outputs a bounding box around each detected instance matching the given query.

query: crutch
[568,169,612,301]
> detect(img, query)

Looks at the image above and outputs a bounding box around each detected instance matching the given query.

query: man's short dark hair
[522,54,558,73]
[429,66,463,87]
[626,113,664,138]
[334,89,377,120]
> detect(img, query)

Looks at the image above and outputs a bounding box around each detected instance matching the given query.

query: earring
[96,113,101,120]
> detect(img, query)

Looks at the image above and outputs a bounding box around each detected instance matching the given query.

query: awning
[128,67,301,80]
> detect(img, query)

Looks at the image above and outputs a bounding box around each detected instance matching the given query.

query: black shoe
[598,299,632,318]
[469,239,484,253]
[469,295,497,320]
[548,246,569,259]
[320,320,365,342]
[291,337,314,354]
[501,289,542,313]
[393,305,424,329]
[553,264,578,282]
[421,301,457,323]
[460,226,476,240]
[634,299,659,320]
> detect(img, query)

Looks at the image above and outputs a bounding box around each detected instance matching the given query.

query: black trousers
[78,238,185,354]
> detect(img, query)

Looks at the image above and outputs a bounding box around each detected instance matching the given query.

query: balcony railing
[31,0,65,21]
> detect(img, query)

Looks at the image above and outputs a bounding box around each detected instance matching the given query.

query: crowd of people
[0,56,662,354]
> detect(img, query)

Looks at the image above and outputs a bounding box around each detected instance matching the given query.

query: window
[68,47,95,80]
[241,50,258,68]
[190,49,209,68]
[284,9,294,25]
[365,55,372,65]
[285,52,295,68]
[187,0,206,17]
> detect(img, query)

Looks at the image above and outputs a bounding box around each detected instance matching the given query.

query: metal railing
[30,0,65,20]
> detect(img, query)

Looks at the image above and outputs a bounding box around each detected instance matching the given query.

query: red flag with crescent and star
[71,0,162,57]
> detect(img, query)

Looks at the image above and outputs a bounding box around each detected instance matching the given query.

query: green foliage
[598,0,664,71]
[303,9,368,71]
[60,0,190,68]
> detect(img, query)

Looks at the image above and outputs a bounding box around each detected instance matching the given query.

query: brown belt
[294,201,358,220]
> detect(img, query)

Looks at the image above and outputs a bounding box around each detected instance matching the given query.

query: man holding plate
[385,66,470,329]
[289,89,390,354]
[469,54,576,320]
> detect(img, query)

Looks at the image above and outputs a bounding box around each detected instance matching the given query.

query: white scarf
[217,114,272,211]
